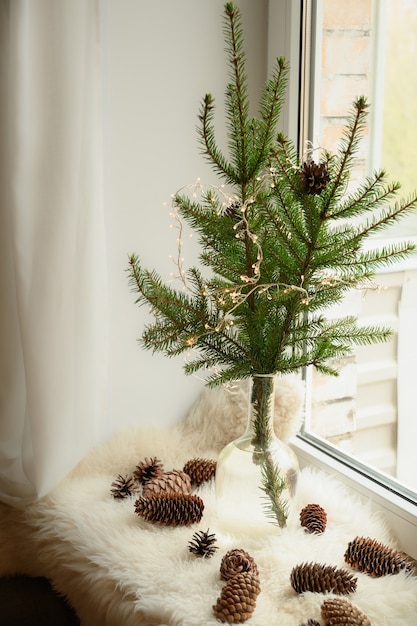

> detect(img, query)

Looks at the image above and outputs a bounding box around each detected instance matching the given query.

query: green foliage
[260,454,288,529]
[127,2,417,388]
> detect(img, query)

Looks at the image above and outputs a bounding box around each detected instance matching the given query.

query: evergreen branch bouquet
[127,3,417,527]
[128,2,417,387]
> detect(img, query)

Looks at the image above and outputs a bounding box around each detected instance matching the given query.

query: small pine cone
[299,160,330,195]
[134,493,204,526]
[344,536,414,577]
[224,201,242,221]
[321,597,371,626]
[299,620,320,626]
[300,503,327,534]
[212,572,261,623]
[133,457,164,484]
[290,562,357,595]
[142,469,192,497]
[220,549,259,581]
[110,474,137,499]
[188,528,218,558]
[183,458,217,487]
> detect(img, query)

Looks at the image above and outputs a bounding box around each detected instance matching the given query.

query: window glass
[303,0,417,498]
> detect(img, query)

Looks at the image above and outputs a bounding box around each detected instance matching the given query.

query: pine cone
[344,536,414,577]
[133,457,164,484]
[299,160,330,195]
[212,572,261,623]
[134,493,204,526]
[188,528,218,558]
[290,562,357,595]
[183,458,217,486]
[142,469,192,497]
[110,474,137,499]
[321,597,371,626]
[300,503,327,534]
[299,620,320,626]
[220,549,259,581]
[224,201,242,221]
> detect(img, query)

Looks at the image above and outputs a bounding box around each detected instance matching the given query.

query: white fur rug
[1,377,416,625]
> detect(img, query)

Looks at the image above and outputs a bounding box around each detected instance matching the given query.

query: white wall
[102,1,270,433]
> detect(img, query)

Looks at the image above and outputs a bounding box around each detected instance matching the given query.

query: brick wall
[318,0,373,187]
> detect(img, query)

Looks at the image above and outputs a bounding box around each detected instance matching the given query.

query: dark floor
[0,576,80,626]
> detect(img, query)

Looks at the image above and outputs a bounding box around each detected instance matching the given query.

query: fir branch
[358,194,417,238]
[290,315,393,347]
[197,94,237,184]
[332,171,400,220]
[321,97,370,218]
[248,56,288,177]
[223,2,250,185]
[334,243,416,273]
[249,375,274,447]
[260,453,288,528]
[258,192,308,264]
[128,255,201,321]
[268,141,321,247]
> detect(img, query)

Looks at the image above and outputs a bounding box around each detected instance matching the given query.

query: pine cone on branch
[142,469,191,497]
[290,562,357,595]
[133,457,164,484]
[344,536,415,577]
[183,458,217,486]
[224,201,242,221]
[300,503,327,534]
[110,474,137,499]
[188,528,218,558]
[321,597,371,626]
[134,493,204,526]
[299,160,330,195]
[220,549,259,581]
[212,572,261,623]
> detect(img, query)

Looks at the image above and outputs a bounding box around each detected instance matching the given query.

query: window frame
[268,0,417,559]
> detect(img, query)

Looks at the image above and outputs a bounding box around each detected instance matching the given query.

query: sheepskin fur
[1,378,416,626]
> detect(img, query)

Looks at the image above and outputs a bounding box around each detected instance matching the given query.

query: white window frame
[268,0,417,560]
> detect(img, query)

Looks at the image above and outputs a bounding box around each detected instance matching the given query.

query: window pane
[381,3,417,199]
[304,0,417,497]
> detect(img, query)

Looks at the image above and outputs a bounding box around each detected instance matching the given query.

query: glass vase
[215,374,299,536]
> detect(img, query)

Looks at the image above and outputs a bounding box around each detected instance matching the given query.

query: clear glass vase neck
[243,374,277,446]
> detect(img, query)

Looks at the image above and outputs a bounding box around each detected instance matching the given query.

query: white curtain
[0,0,108,504]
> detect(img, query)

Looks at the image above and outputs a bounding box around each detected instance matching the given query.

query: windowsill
[291,435,417,560]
